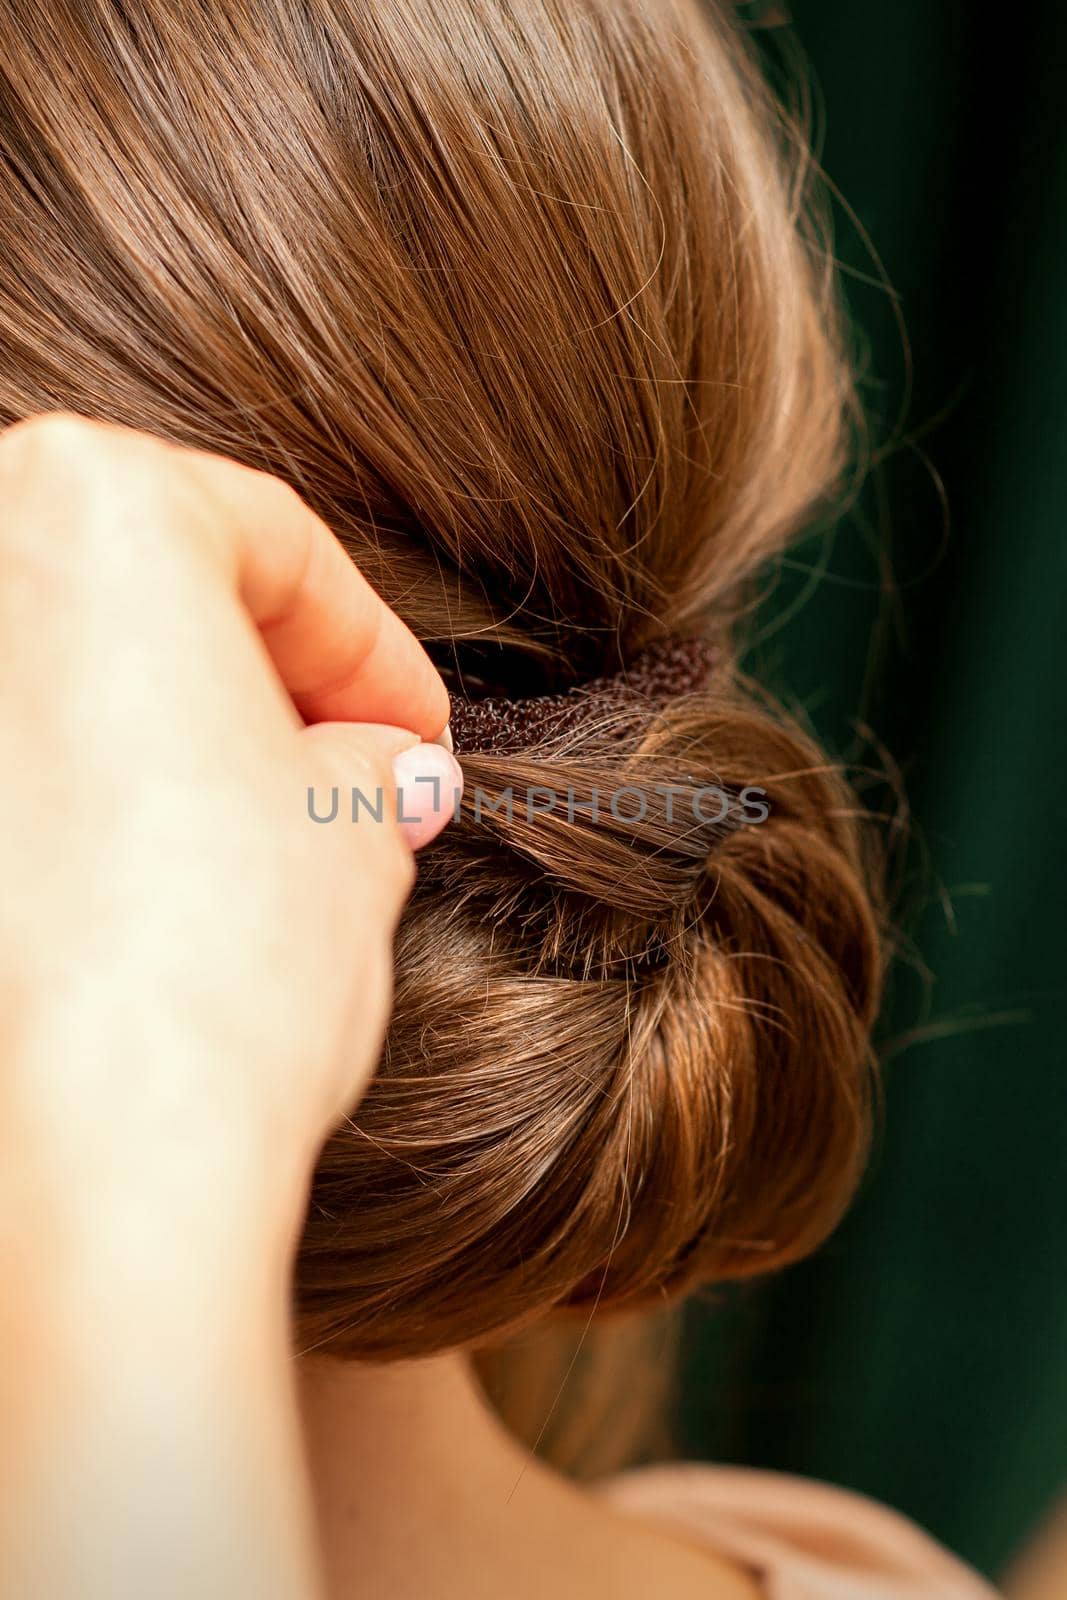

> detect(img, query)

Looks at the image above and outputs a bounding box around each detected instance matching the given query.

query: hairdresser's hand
[0,413,460,1210]
[0,413,461,1600]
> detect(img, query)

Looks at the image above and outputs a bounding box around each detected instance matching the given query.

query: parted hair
[0,0,882,1364]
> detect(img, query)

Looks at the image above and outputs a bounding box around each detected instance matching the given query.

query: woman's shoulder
[597,1462,1001,1599]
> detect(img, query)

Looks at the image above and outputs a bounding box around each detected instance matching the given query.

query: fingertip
[391,743,464,851]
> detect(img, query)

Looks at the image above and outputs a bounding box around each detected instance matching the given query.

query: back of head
[0,0,882,1357]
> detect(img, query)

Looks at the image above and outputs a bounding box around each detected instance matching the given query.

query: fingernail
[391,743,464,851]
[433,722,454,753]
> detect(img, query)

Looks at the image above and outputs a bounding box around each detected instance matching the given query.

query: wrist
[0,1134,319,1600]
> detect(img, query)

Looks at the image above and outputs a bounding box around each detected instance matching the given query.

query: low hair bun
[295,686,882,1357]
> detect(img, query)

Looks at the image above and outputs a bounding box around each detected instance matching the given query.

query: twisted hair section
[297,687,880,1357]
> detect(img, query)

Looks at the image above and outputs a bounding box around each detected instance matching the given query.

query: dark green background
[681,2,1067,1581]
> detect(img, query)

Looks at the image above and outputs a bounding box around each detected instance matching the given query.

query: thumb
[303,721,464,852]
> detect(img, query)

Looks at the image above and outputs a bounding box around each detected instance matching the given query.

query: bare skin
[299,1352,762,1600]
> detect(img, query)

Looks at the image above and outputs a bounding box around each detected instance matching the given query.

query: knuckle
[0,411,102,476]
[0,414,177,562]
[45,438,207,590]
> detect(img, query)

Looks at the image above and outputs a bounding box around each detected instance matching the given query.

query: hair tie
[447,636,718,756]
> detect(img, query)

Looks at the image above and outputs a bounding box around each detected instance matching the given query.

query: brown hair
[0,0,882,1368]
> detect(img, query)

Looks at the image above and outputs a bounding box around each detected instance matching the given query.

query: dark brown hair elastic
[447,637,719,755]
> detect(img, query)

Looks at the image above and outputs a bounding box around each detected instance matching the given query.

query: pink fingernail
[391,743,464,850]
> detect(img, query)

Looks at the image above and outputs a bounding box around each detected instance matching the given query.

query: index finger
[185,446,450,738]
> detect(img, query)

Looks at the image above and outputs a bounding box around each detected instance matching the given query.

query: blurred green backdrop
[681,1,1067,1582]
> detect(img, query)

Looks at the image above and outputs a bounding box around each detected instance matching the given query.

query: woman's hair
[0,0,882,1361]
